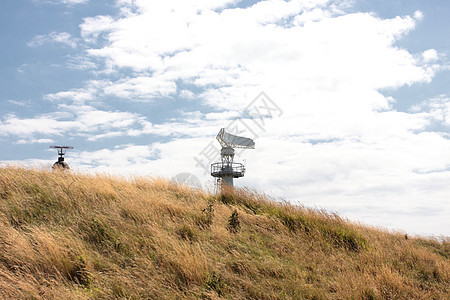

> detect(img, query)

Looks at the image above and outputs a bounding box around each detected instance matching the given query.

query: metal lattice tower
[50,146,73,170]
[211,128,255,188]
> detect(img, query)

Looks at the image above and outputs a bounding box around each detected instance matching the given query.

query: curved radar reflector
[217,128,255,149]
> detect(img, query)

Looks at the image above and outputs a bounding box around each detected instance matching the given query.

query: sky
[1,0,449,237]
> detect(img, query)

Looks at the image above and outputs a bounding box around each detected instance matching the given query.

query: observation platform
[211,162,245,178]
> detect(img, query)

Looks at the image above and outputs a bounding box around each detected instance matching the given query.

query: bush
[227,210,240,233]
[204,272,226,296]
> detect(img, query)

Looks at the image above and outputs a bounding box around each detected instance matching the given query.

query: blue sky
[1,0,449,237]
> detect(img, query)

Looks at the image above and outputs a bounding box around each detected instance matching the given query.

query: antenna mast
[50,146,73,170]
[211,128,255,189]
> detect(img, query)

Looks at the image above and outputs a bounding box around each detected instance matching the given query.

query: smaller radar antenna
[50,146,73,170]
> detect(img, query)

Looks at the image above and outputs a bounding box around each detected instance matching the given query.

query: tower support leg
[222,176,234,187]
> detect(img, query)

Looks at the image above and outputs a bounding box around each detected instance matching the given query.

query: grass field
[0,167,448,299]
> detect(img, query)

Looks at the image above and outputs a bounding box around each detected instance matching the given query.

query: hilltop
[0,167,448,299]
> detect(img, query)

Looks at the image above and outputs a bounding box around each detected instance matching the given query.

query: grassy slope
[0,167,448,299]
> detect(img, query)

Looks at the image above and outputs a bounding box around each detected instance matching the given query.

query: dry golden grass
[0,166,448,299]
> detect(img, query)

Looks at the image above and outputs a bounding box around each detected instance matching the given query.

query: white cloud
[45,89,96,103]
[415,95,450,126]
[28,32,78,48]
[76,0,430,112]
[33,0,89,5]
[66,55,97,70]
[179,89,195,99]
[422,49,439,63]
[0,159,54,169]
[0,114,70,137]
[80,15,116,43]
[0,104,146,141]
[70,138,217,179]
[8,100,28,107]
[16,138,55,144]
[74,145,156,171]
[69,105,140,130]
[413,10,423,20]
[103,76,177,100]
[61,0,88,5]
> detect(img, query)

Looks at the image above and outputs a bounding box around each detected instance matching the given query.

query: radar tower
[210,128,255,189]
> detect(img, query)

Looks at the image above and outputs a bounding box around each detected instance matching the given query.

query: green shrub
[177,224,196,241]
[227,210,241,233]
[204,272,226,296]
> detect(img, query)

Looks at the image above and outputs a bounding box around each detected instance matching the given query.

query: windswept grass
[0,167,448,299]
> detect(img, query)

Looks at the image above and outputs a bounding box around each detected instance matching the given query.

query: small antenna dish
[50,146,73,170]
[211,128,255,189]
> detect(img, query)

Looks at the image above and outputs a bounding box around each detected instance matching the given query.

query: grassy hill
[0,167,448,299]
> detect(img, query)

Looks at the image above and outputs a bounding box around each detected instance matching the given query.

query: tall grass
[0,167,448,299]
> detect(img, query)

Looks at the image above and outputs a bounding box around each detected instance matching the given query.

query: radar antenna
[50,146,73,170]
[211,128,255,189]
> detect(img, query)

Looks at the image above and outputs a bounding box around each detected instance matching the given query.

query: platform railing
[211,162,245,177]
